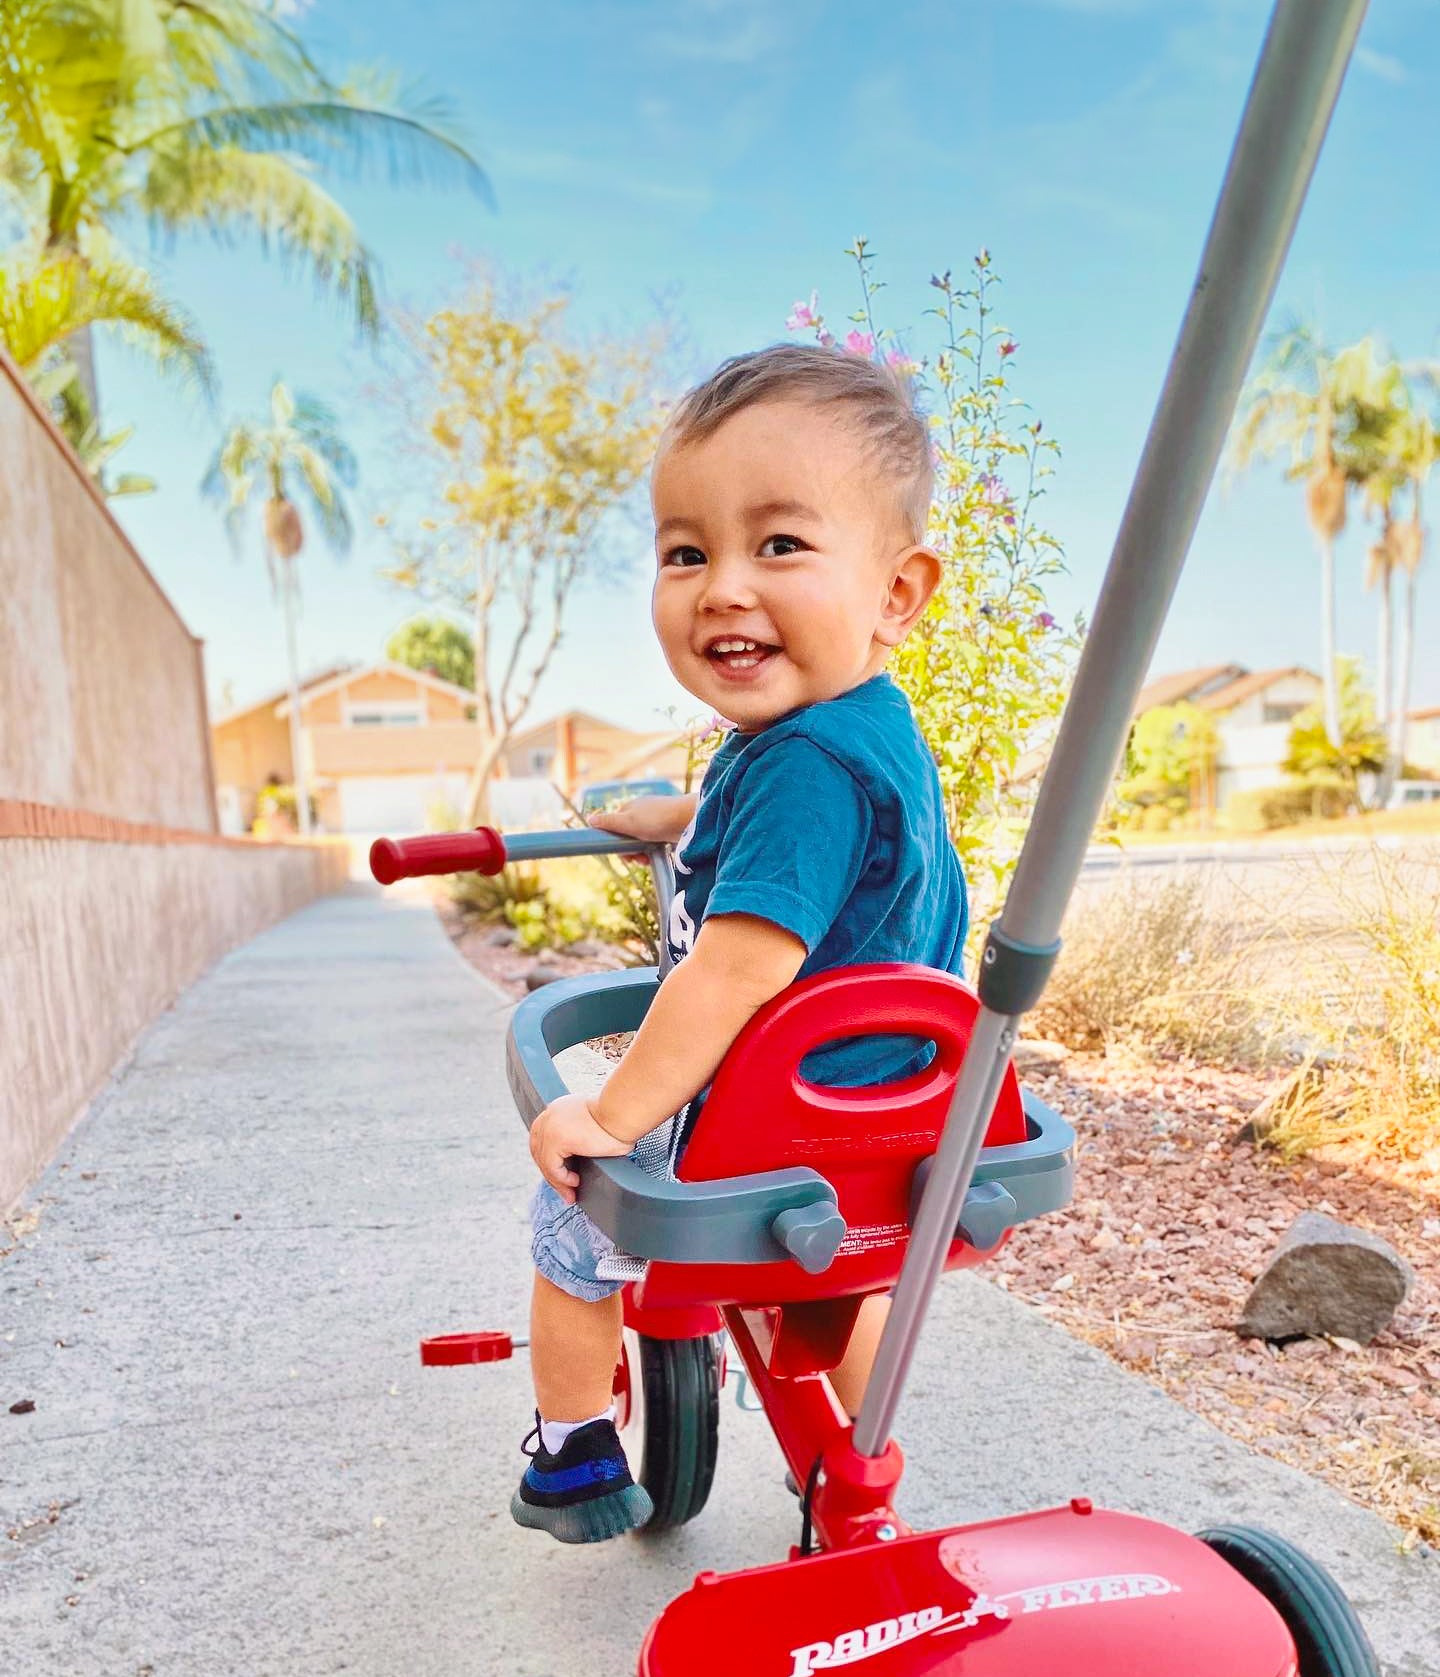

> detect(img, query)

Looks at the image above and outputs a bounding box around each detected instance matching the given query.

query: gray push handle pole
[853,0,1369,1462]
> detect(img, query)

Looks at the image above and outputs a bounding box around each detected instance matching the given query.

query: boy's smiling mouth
[702,635,782,679]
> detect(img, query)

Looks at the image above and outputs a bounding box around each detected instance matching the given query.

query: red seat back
[634,964,1026,1313]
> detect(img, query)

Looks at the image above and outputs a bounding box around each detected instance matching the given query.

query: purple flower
[999,340,1017,358]
[818,329,836,349]
[978,473,1009,506]
[786,290,819,332]
[843,329,876,358]
[1034,612,1057,631]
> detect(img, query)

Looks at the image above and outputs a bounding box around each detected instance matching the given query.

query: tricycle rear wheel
[1196,1524,1378,1676]
[617,1328,720,1531]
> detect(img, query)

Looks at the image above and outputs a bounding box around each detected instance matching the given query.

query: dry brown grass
[1259,854,1440,1182]
[1028,873,1278,1067]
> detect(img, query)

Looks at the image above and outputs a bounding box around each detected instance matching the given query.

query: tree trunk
[1375,550,1393,731]
[278,550,313,837]
[462,733,506,829]
[66,324,100,424]
[1390,563,1416,789]
[1318,531,1340,749]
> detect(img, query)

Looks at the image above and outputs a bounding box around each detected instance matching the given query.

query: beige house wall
[214,705,294,793]
[1,830,350,1210]
[0,352,216,831]
[309,720,483,776]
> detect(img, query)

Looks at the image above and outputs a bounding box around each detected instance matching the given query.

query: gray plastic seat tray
[506,967,1074,1268]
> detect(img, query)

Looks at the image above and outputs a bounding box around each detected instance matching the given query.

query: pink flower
[818,329,836,349]
[786,291,819,332]
[999,340,1017,358]
[843,329,876,358]
[978,473,1009,506]
[885,347,918,374]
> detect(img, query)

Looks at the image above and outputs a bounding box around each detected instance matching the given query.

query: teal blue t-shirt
[665,674,968,1088]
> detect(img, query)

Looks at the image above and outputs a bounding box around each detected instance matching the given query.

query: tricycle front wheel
[616,1328,720,1531]
[1197,1524,1378,1676]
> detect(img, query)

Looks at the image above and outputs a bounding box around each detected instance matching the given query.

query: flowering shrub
[787,242,1075,929]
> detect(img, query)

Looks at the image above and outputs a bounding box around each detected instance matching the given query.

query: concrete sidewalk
[2,889,1436,1676]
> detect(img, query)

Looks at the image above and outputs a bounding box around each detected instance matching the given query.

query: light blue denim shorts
[530,1180,630,1302]
[529,1114,681,1302]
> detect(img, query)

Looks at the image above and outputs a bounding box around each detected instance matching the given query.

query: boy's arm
[527,913,805,1198]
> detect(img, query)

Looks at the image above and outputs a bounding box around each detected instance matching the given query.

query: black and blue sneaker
[510,1413,654,1543]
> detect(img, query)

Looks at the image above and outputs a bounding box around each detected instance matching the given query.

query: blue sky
[102,0,1440,729]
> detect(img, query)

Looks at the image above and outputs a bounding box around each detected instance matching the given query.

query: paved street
[3,889,1437,1675]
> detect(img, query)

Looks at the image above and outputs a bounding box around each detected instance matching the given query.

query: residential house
[1407,706,1440,775]
[499,711,691,799]
[213,660,481,834]
[1132,665,1323,807]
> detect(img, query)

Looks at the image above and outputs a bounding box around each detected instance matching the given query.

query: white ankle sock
[540,1404,616,1455]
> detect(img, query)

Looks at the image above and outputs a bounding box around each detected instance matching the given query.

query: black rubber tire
[620,1329,720,1532]
[1197,1524,1379,1677]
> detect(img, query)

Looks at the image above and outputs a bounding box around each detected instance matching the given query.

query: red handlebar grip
[369,826,507,885]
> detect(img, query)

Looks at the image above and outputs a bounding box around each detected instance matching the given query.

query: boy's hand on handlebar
[530,1094,631,1203]
[587,793,698,848]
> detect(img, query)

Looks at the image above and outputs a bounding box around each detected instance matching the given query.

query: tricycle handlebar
[368,825,668,882]
[369,827,507,884]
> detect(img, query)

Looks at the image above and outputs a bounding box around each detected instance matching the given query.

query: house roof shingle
[1133,664,1246,715]
[1191,666,1319,713]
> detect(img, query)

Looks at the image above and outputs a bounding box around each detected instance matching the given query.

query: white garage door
[336,775,469,835]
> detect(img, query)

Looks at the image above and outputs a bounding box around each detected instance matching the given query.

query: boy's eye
[759,533,806,558]
[663,545,707,569]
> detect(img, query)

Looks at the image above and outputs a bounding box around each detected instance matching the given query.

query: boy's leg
[829,1295,890,1419]
[530,1270,622,1420]
[515,1187,654,1542]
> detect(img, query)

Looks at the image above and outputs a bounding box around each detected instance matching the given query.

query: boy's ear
[875,546,943,647]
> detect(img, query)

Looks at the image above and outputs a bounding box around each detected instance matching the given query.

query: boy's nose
[696,560,759,613]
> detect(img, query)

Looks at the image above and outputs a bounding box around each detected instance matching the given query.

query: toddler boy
[513,343,968,1542]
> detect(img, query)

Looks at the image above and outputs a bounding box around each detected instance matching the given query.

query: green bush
[451,863,548,923]
[505,895,586,953]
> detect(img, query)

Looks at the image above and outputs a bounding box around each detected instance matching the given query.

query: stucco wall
[1,829,351,1209]
[0,353,216,830]
[0,348,352,1209]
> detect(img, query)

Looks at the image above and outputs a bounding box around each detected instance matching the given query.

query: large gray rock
[1239,1210,1415,1344]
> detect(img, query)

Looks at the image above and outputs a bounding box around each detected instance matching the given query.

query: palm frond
[128,90,489,201]
[0,245,213,391]
[288,438,353,555]
[136,142,381,333]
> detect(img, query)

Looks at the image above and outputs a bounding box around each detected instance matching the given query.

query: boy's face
[650,400,933,731]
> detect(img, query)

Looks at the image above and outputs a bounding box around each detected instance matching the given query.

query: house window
[529,749,555,775]
[346,706,424,728]
[1262,701,1306,725]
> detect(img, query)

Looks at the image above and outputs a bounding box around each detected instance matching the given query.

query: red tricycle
[371,811,1376,1677]
[372,3,1379,1669]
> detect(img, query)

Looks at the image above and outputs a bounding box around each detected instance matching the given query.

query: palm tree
[1382,407,1434,788]
[0,0,486,413]
[1231,327,1397,748]
[203,381,355,837]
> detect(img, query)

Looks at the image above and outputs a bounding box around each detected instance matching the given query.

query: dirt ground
[439,902,1440,1547]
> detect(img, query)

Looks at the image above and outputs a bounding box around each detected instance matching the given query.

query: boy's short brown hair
[664,344,934,543]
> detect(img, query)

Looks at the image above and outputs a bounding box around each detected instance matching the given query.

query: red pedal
[419,1331,515,1366]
